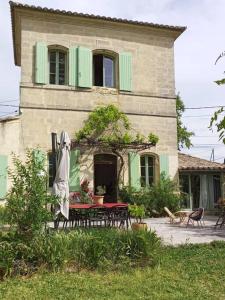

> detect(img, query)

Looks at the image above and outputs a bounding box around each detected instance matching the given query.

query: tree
[209,104,225,144]
[209,52,225,144]
[176,94,194,150]
[74,104,159,191]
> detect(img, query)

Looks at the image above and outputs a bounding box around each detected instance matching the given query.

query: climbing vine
[73,104,159,190]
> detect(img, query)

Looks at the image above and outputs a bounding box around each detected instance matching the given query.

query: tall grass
[0,229,161,279]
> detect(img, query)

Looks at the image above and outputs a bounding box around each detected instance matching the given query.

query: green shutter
[160,154,169,177]
[35,42,48,84]
[77,46,92,88]
[119,52,132,91]
[128,152,141,190]
[0,155,8,199]
[69,47,78,86]
[69,150,80,191]
[33,149,46,169]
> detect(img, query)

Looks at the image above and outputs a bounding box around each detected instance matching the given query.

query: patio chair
[186,207,205,227]
[109,206,131,229]
[88,207,109,228]
[164,207,181,224]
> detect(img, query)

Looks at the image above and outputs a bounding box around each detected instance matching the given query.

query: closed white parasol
[53,131,71,219]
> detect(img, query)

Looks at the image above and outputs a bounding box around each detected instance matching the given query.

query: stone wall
[0,11,179,193]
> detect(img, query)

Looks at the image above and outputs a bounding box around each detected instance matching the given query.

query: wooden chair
[164,207,181,224]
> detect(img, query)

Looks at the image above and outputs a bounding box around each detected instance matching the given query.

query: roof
[0,115,20,123]
[9,1,186,66]
[178,153,225,172]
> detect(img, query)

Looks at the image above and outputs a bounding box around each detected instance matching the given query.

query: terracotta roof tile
[178,153,225,171]
[9,1,186,32]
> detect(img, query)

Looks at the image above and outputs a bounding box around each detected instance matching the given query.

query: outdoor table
[67,203,129,229]
[69,202,128,209]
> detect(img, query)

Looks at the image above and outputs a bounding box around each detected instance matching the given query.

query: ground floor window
[140,155,154,187]
[179,173,222,209]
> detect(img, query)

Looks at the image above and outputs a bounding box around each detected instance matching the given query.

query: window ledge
[20,82,119,94]
[92,86,118,95]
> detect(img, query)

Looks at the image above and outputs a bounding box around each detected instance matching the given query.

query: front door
[94,154,117,202]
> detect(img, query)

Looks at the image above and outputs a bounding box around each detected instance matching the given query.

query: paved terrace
[146,216,225,245]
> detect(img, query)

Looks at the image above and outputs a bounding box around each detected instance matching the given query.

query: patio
[146,216,225,245]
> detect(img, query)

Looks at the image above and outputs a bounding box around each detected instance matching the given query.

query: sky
[0,0,225,162]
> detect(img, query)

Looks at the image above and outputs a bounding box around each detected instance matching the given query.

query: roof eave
[9,1,186,66]
[179,168,225,172]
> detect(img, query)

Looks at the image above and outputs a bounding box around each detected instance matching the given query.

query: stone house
[0,1,185,202]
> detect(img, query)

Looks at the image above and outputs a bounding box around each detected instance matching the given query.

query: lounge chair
[186,207,205,227]
[164,207,181,224]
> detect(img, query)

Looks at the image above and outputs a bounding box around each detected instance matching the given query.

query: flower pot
[131,222,148,231]
[92,195,104,205]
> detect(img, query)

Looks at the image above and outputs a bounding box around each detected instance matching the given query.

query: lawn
[1,242,225,300]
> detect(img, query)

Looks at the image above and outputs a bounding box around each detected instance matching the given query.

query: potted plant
[92,185,105,205]
[129,204,147,231]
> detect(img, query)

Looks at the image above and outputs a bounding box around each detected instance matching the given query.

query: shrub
[119,174,180,216]
[0,206,7,227]
[0,241,15,279]
[0,229,161,278]
[5,149,58,240]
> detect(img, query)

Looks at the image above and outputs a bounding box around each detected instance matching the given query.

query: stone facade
[0,3,185,197]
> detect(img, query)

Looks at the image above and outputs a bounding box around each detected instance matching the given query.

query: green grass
[1,242,225,300]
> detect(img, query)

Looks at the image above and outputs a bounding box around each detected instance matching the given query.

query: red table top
[69,202,128,209]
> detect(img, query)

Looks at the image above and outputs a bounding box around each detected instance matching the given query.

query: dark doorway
[94,154,117,203]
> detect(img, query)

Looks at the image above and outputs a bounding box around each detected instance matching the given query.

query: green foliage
[120,174,180,215]
[210,52,225,144]
[75,105,130,142]
[75,104,159,193]
[209,107,225,144]
[176,94,194,150]
[2,242,225,299]
[5,150,57,240]
[75,104,159,146]
[215,78,225,85]
[128,204,145,223]
[0,241,14,279]
[0,229,161,278]
[0,206,7,227]
[148,133,159,145]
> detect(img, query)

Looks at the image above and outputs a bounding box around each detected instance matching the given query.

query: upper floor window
[49,50,67,85]
[140,155,154,187]
[35,42,131,91]
[93,54,115,88]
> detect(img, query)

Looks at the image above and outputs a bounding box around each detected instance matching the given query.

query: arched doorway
[94,154,117,203]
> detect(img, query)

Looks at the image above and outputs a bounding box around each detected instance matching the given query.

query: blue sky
[0,0,224,162]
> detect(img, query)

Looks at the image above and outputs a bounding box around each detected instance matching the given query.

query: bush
[0,229,161,278]
[5,149,58,240]
[119,174,180,216]
[0,206,7,227]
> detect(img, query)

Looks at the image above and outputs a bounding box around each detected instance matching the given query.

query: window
[140,155,154,187]
[49,50,67,85]
[93,54,114,88]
